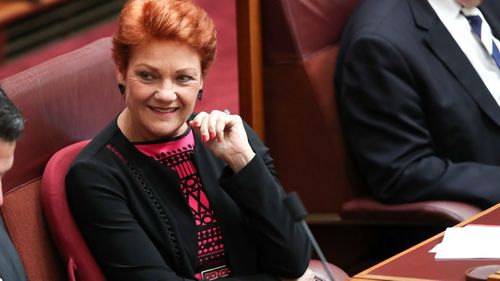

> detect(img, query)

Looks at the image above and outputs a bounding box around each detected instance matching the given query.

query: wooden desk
[351,204,500,281]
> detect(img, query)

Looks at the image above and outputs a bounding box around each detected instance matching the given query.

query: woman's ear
[116,70,125,85]
[197,81,204,101]
[116,72,126,95]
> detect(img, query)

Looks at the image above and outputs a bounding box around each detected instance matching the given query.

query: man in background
[0,88,27,281]
[336,0,500,208]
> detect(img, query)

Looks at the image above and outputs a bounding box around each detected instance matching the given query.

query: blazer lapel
[409,0,500,127]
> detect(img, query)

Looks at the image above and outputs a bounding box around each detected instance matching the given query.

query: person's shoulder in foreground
[0,88,28,281]
[335,0,500,209]
[65,0,317,280]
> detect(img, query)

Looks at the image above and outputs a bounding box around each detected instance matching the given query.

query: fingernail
[217,137,222,143]
[209,132,216,139]
[193,121,199,127]
[202,135,208,143]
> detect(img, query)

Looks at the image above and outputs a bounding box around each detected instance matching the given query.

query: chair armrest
[340,198,482,225]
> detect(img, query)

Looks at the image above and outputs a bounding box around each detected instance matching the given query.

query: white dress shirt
[428,0,500,107]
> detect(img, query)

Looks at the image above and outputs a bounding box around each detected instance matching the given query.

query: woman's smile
[148,105,179,115]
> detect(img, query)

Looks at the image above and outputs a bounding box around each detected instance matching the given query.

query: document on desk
[430,225,500,259]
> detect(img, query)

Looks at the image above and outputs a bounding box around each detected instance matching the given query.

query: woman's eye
[139,72,154,81]
[178,75,194,83]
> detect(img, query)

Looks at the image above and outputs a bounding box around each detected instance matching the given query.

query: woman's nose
[154,83,177,101]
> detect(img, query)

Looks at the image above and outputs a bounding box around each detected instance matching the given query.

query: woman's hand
[281,268,327,281]
[190,110,255,173]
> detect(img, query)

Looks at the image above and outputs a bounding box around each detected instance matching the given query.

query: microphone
[284,192,336,281]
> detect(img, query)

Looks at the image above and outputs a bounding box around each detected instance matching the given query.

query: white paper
[431,224,500,259]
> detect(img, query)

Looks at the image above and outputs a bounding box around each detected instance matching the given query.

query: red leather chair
[41,140,105,281]
[261,0,359,214]
[0,37,124,281]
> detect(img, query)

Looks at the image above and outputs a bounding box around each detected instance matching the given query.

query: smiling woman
[64,0,316,281]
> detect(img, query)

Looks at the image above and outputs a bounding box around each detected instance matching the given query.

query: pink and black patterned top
[135,130,231,280]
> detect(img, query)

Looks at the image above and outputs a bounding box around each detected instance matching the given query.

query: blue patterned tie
[465,15,500,69]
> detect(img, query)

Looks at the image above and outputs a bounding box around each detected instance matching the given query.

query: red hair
[112,0,217,77]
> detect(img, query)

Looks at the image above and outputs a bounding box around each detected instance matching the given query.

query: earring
[197,89,203,101]
[118,84,125,94]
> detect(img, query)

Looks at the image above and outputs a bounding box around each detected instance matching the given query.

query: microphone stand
[284,192,336,281]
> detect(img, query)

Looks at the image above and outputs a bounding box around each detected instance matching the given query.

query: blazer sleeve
[66,159,196,281]
[218,123,312,279]
[337,35,500,208]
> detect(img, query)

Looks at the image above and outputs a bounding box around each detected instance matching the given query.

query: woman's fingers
[215,109,232,142]
[191,111,208,142]
[191,110,229,143]
[208,110,223,142]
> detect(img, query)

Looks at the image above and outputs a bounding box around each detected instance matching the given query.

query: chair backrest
[260,0,360,214]
[1,37,122,193]
[41,140,106,281]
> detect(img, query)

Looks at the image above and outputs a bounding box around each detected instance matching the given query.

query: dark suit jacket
[0,219,27,281]
[66,119,311,281]
[336,0,500,208]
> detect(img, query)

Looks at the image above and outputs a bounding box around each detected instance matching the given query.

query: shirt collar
[428,0,464,20]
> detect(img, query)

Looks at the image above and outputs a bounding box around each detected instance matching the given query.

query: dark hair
[0,87,24,141]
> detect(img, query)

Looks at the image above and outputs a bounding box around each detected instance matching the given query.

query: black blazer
[336,0,500,208]
[66,119,311,281]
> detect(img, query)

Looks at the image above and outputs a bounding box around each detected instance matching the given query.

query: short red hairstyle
[112,0,217,77]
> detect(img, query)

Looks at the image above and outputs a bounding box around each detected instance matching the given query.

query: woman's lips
[149,106,178,116]
[149,106,177,113]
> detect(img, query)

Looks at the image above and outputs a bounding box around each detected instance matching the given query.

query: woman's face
[120,39,202,141]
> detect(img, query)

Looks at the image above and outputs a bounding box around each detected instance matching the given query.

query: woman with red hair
[66,0,318,280]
